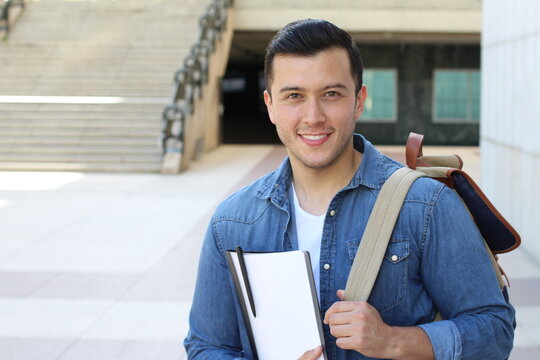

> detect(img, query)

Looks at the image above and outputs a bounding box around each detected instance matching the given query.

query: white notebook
[226,249,327,360]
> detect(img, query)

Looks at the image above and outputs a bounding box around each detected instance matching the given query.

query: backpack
[344,132,521,303]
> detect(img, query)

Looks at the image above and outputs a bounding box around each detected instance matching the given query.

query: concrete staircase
[0,0,209,172]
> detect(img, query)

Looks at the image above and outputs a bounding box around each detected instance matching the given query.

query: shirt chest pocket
[346,237,410,314]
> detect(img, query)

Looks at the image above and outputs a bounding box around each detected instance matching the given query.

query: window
[433,70,480,123]
[358,69,397,123]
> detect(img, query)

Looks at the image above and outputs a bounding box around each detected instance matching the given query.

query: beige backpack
[344,132,521,303]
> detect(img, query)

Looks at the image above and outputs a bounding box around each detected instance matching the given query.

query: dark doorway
[221,65,280,144]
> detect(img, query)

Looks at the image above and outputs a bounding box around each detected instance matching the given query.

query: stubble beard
[277,101,359,171]
[293,136,349,170]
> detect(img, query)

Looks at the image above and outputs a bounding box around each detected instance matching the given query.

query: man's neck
[291,149,362,216]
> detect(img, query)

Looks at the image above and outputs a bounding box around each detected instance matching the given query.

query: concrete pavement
[0,144,539,359]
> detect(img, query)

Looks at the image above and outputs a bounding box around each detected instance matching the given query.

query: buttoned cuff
[418,320,462,360]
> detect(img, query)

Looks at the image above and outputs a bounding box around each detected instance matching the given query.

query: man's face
[264,47,366,171]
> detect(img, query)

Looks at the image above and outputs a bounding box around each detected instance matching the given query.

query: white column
[481,0,540,259]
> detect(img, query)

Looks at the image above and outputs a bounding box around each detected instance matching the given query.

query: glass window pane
[471,71,481,119]
[434,70,480,123]
[361,69,397,122]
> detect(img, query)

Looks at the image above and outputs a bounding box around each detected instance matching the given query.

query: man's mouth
[302,134,327,141]
[298,133,331,146]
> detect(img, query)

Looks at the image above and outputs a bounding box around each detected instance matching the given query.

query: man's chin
[293,156,334,170]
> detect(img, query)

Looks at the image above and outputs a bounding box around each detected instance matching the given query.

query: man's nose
[303,98,326,125]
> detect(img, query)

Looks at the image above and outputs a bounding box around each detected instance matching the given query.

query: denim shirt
[184,135,515,360]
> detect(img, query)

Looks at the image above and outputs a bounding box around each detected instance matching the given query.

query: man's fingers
[328,323,353,338]
[324,300,371,324]
[325,311,355,326]
[324,301,353,323]
[297,345,323,360]
[335,336,355,350]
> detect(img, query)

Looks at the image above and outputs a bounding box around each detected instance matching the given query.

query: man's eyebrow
[278,83,349,93]
[323,83,348,90]
[278,86,304,93]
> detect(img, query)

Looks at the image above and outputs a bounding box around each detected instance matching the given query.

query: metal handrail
[0,0,25,35]
[161,0,233,155]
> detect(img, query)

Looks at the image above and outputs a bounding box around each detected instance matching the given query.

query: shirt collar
[257,134,388,203]
[347,133,387,190]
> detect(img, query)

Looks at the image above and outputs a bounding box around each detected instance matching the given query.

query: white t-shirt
[291,183,325,299]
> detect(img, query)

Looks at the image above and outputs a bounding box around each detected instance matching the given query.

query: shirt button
[391,255,399,262]
[329,210,336,217]
[323,263,331,270]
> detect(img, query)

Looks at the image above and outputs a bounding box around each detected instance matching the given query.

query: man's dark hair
[264,19,363,96]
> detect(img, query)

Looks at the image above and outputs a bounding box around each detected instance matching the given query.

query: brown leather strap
[406,132,424,169]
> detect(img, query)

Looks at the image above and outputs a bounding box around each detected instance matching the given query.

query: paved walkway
[0,144,539,359]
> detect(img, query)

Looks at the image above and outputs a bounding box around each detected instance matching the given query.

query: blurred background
[0,0,538,359]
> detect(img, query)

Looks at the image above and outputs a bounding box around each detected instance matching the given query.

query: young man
[184,19,515,360]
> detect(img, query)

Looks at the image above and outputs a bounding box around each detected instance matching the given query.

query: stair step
[0,114,161,121]
[0,90,171,97]
[0,88,171,96]
[0,78,173,86]
[0,43,192,51]
[0,113,162,121]
[0,64,181,73]
[0,121,162,130]
[0,103,166,112]
[0,127,161,136]
[0,144,162,155]
[0,66,182,76]
[0,73,174,80]
[0,55,184,64]
[0,149,162,158]
[0,136,158,146]
[0,74,174,81]
[0,54,186,63]
[0,70,180,79]
[0,84,171,91]
[0,43,192,50]
[0,162,162,173]
[0,130,159,140]
[0,152,162,160]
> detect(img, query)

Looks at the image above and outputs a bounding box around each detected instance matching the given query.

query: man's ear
[263,90,276,124]
[354,85,367,120]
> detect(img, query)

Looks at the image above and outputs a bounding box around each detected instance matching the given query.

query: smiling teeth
[303,135,326,140]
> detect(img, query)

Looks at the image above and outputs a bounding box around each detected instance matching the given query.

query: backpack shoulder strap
[344,167,426,301]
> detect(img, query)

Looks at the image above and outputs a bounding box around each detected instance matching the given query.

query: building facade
[481,0,540,261]
[222,0,482,145]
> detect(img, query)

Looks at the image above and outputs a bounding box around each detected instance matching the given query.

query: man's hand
[323,290,434,360]
[324,290,394,358]
[297,345,322,360]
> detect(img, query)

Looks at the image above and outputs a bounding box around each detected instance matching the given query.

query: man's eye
[287,93,301,99]
[325,91,339,97]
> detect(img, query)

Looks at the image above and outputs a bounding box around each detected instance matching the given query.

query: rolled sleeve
[418,320,462,360]
[420,186,515,360]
